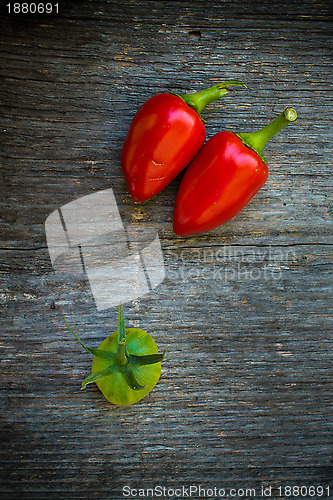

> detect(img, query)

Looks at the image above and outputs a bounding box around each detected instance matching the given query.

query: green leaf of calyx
[122,365,147,390]
[81,366,118,390]
[88,348,117,362]
[65,318,117,362]
[129,351,166,366]
[64,318,96,356]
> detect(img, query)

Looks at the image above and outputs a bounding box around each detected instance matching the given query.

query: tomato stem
[117,304,128,366]
[175,81,246,117]
[238,107,297,160]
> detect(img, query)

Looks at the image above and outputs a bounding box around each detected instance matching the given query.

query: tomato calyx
[65,304,165,393]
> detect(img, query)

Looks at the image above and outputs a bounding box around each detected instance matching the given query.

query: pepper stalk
[173,80,247,119]
[237,107,298,161]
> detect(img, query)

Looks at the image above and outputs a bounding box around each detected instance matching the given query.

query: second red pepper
[173,107,297,236]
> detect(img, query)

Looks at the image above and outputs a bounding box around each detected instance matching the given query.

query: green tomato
[92,328,162,406]
[65,305,165,406]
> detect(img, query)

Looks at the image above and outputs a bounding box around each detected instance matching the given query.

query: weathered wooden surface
[1,1,332,498]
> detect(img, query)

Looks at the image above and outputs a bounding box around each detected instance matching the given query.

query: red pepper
[173,107,297,236]
[121,81,246,202]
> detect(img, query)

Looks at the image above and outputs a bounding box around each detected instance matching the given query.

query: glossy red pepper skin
[121,93,206,202]
[173,107,297,236]
[173,132,269,236]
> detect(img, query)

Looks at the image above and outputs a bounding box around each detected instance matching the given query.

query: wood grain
[1,1,332,498]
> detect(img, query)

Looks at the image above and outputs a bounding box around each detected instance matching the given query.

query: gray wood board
[1,1,332,498]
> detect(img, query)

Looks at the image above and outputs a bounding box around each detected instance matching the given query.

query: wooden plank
[0,0,332,497]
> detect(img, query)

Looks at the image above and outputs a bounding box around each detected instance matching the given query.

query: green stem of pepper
[173,81,246,118]
[117,303,128,367]
[237,107,297,161]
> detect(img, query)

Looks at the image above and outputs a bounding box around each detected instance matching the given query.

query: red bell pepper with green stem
[121,81,246,202]
[173,107,297,236]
